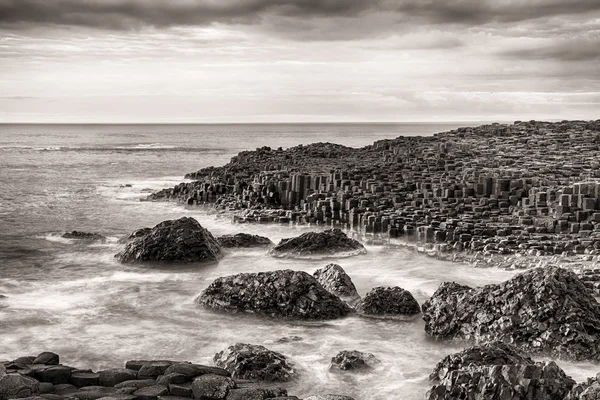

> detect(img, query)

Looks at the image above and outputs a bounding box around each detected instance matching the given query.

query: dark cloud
[1,0,600,31]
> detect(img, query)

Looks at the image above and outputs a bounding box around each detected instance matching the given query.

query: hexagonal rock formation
[329,350,380,372]
[313,264,360,306]
[115,217,223,264]
[427,342,576,400]
[355,286,420,318]
[422,266,600,361]
[196,269,353,320]
[216,233,273,248]
[268,229,366,258]
[214,343,295,382]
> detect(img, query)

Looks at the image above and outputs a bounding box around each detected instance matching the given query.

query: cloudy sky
[0,0,598,123]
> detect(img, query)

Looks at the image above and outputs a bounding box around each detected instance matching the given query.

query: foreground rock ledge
[422,266,600,361]
[115,217,223,264]
[195,269,353,320]
[268,229,366,259]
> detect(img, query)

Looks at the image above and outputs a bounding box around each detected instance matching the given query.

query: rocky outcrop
[355,286,420,318]
[213,343,295,382]
[115,217,223,264]
[427,343,575,400]
[216,233,273,248]
[567,373,600,400]
[313,264,360,306]
[117,227,152,244]
[329,351,379,372]
[422,267,600,361]
[268,229,366,258]
[62,231,106,243]
[195,269,353,320]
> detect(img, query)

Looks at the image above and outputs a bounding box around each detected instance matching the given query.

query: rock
[196,269,353,320]
[422,267,600,361]
[13,357,36,366]
[163,364,229,378]
[137,363,171,379]
[355,286,420,318]
[118,228,152,244]
[268,229,366,258]
[156,374,187,386]
[190,374,236,400]
[115,217,223,264]
[70,386,124,400]
[304,396,355,400]
[313,264,360,305]
[70,373,100,388]
[214,343,295,382]
[225,388,287,400]
[0,366,5,378]
[33,353,59,366]
[98,369,137,387]
[0,373,40,399]
[429,341,534,382]
[273,336,303,344]
[167,382,192,397]
[132,385,168,400]
[329,351,379,372]
[216,234,273,249]
[62,231,107,243]
[35,366,71,385]
[124,361,176,372]
[53,383,77,395]
[567,373,600,399]
[113,380,157,390]
[37,383,53,394]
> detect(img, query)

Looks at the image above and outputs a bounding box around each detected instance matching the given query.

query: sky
[0,0,599,123]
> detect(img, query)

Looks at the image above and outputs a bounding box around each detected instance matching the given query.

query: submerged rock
[216,233,273,248]
[196,269,353,320]
[268,229,366,258]
[355,286,420,318]
[313,264,360,305]
[422,266,600,361]
[329,350,379,372]
[115,217,223,264]
[62,231,106,243]
[214,343,295,382]
[427,342,575,400]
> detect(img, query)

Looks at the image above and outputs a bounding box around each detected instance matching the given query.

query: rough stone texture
[196,269,353,320]
[0,374,40,399]
[216,234,273,249]
[268,229,366,258]
[329,351,379,372]
[115,217,223,264]
[32,353,59,366]
[163,364,229,378]
[114,380,157,390]
[62,232,107,243]
[156,373,188,386]
[137,363,171,379]
[132,385,168,400]
[190,374,236,400]
[213,343,295,382]
[422,266,600,361]
[98,369,137,387]
[34,366,71,385]
[567,373,600,400]
[355,286,420,318]
[70,373,99,388]
[225,388,287,400]
[313,264,360,305]
[118,228,152,244]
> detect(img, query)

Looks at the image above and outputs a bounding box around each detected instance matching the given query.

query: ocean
[0,123,593,399]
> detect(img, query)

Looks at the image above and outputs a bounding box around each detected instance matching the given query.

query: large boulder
[118,228,152,244]
[313,264,360,305]
[268,229,366,258]
[216,233,273,249]
[427,343,576,400]
[0,373,40,399]
[329,350,379,372]
[196,270,353,320]
[213,343,295,382]
[115,217,223,264]
[422,267,600,361]
[355,287,420,318]
[191,374,236,399]
[62,231,107,243]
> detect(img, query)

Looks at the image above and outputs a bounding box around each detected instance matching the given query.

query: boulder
[132,385,167,400]
[34,366,71,385]
[216,234,273,249]
[62,231,107,243]
[329,351,379,372]
[355,287,420,318]
[268,229,366,258]
[196,270,352,320]
[567,373,600,400]
[0,373,40,399]
[313,264,360,305]
[118,228,152,244]
[213,343,295,382]
[190,374,236,399]
[97,369,137,387]
[70,372,99,388]
[225,388,287,400]
[137,363,171,379]
[427,343,576,400]
[115,217,223,264]
[32,353,59,366]
[13,357,36,366]
[422,267,600,361]
[163,364,229,378]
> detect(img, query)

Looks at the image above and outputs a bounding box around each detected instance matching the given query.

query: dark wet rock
[313,264,360,305]
[273,336,303,344]
[429,341,534,382]
[156,374,188,386]
[115,217,223,264]
[329,351,379,372]
[33,353,59,366]
[214,343,295,382]
[163,364,229,378]
[118,228,152,244]
[167,382,192,397]
[53,383,77,395]
[355,286,420,318]
[225,388,287,400]
[422,266,600,361]
[191,374,236,400]
[124,361,177,372]
[35,366,71,385]
[196,269,353,320]
[98,369,137,387]
[70,373,99,388]
[0,373,40,399]
[70,386,124,400]
[137,363,171,379]
[427,343,576,400]
[567,373,600,400]
[62,231,107,243]
[268,229,366,258]
[113,380,157,390]
[304,396,355,400]
[132,385,168,400]
[13,357,36,366]
[216,234,273,249]
[37,383,53,394]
